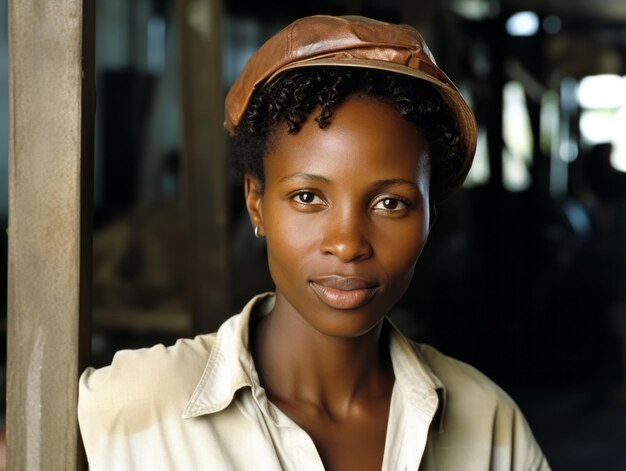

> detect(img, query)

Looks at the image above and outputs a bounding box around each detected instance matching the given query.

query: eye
[373,197,409,211]
[291,191,324,205]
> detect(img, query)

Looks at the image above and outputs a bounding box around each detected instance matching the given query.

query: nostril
[321,233,373,262]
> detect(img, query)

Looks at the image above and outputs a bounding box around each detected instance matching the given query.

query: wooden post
[6,1,95,469]
[175,0,230,334]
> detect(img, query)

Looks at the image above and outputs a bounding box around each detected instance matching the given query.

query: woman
[79,15,549,470]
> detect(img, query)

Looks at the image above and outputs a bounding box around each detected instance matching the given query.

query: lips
[309,276,379,310]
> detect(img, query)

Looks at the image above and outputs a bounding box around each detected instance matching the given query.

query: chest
[266,390,391,471]
[303,413,389,471]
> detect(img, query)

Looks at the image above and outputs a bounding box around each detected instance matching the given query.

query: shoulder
[415,342,512,407]
[78,333,216,428]
[411,342,550,470]
[413,343,526,428]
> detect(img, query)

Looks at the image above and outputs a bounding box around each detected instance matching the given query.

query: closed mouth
[309,276,379,310]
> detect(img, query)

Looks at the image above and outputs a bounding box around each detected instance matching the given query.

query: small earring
[254,226,262,238]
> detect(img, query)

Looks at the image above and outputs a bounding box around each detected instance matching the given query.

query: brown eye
[382,198,398,209]
[373,197,408,211]
[298,192,315,203]
[292,191,323,205]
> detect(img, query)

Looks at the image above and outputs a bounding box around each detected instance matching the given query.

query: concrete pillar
[6,1,95,469]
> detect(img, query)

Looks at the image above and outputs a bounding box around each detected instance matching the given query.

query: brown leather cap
[225,15,477,188]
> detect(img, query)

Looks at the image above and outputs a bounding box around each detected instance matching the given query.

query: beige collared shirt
[79,293,550,470]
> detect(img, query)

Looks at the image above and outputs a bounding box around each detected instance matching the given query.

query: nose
[320,212,373,263]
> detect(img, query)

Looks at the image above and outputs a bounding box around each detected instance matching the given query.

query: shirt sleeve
[77,347,170,470]
[509,405,551,471]
[78,356,150,470]
[78,365,116,470]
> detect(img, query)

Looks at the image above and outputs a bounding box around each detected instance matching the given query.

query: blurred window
[461,84,490,188]
[464,127,490,187]
[502,81,532,191]
[578,74,626,173]
[506,11,539,37]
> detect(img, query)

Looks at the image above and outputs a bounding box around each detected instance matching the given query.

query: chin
[298,297,392,339]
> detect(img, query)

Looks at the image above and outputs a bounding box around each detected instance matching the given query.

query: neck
[252,294,394,416]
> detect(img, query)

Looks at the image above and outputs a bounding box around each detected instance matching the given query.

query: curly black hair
[230,67,463,207]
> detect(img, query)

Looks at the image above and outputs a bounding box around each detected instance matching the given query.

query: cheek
[264,206,319,275]
[377,221,428,281]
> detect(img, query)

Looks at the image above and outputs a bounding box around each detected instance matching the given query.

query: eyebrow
[372,178,419,189]
[279,173,418,189]
[279,172,331,184]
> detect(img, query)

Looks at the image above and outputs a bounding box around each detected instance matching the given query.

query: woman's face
[245,95,431,338]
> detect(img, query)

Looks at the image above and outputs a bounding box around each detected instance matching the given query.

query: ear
[244,174,265,237]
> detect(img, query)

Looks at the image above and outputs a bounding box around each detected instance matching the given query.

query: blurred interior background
[1,0,626,469]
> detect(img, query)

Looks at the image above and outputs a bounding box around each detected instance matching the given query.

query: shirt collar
[386,319,447,433]
[182,292,275,419]
[183,292,447,432]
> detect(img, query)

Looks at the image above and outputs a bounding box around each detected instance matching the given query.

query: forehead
[265,96,430,182]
